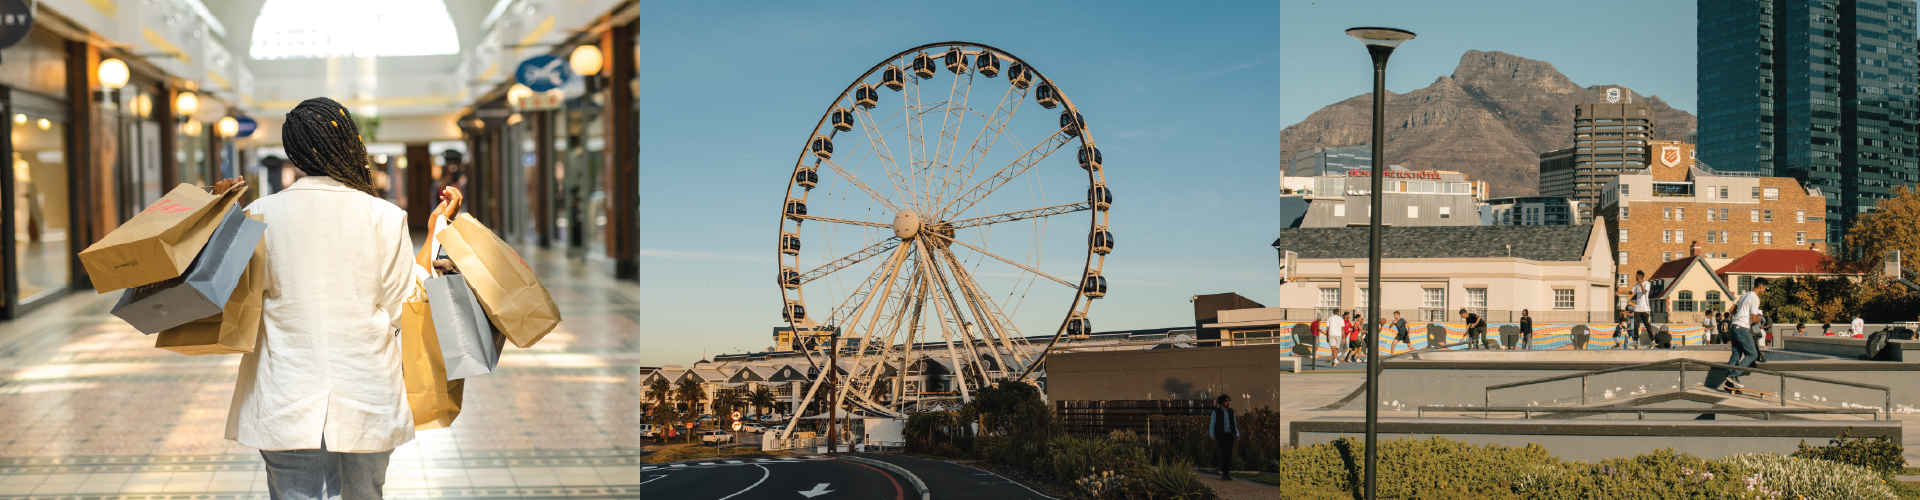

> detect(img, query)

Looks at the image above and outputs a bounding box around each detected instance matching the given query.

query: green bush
[1237,406,1282,473]
[1276,436,1550,499]
[1791,428,1906,477]
[1717,452,1898,500]
[1511,448,1774,500]
[1140,457,1216,500]
[1147,414,1212,467]
[903,410,973,458]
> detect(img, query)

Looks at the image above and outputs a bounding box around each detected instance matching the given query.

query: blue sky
[1281,0,1698,127]
[639,1,1280,367]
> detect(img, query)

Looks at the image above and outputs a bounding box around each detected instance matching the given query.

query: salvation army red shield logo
[1661,146,1682,167]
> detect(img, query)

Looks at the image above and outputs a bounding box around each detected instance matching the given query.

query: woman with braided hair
[224,97,461,499]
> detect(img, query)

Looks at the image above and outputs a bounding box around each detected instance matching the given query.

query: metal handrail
[1418,405,1881,420]
[1483,357,1893,417]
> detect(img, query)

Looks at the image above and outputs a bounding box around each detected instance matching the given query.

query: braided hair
[282,97,381,197]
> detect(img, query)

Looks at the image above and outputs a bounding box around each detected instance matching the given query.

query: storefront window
[177,120,207,187]
[12,110,70,302]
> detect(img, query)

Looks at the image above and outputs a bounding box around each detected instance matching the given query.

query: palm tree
[675,378,705,416]
[648,378,671,408]
[749,386,777,418]
[714,387,747,418]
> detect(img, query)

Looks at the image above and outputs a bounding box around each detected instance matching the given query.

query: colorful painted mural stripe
[1585,324,1620,349]
[1527,324,1577,350]
[1669,325,1707,346]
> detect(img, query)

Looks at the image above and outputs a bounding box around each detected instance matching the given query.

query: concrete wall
[1279,256,1612,323]
[1047,344,1281,412]
[1292,417,1901,462]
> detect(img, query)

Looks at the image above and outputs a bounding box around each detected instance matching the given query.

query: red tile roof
[1648,255,1701,282]
[1717,249,1833,276]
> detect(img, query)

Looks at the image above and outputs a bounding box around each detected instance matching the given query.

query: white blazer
[225,176,417,452]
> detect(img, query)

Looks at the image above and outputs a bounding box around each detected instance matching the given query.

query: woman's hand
[432,259,458,274]
[433,186,464,222]
[212,176,247,194]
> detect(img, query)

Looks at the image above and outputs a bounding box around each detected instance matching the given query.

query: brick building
[1597,140,1827,289]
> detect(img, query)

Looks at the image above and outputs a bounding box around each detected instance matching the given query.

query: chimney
[1690,241,1701,257]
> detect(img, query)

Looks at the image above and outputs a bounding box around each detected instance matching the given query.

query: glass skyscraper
[1697,0,1920,246]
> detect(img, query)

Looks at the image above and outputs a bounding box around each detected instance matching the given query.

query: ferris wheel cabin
[1035,82,1060,109]
[1091,227,1114,255]
[1067,315,1092,339]
[1060,111,1084,137]
[854,84,878,109]
[830,107,856,132]
[779,267,800,289]
[975,51,1001,77]
[1088,184,1112,211]
[784,199,808,220]
[881,65,906,90]
[784,301,807,321]
[794,166,819,189]
[911,52,937,79]
[943,49,969,74]
[1078,145,1102,170]
[809,135,834,159]
[780,232,802,255]
[1081,273,1107,299]
[1007,62,1031,89]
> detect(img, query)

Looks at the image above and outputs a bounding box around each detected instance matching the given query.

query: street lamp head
[1345,27,1417,48]
[98,58,130,90]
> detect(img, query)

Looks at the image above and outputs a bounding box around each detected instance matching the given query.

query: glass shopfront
[176,117,208,187]
[9,97,71,304]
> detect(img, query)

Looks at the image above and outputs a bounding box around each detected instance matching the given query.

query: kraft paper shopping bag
[80,183,246,293]
[155,221,267,355]
[436,214,561,348]
[402,282,464,430]
[112,204,266,334]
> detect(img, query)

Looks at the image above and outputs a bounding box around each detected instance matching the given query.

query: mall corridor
[0,246,641,497]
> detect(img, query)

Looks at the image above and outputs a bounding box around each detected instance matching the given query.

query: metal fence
[1276,308,1614,324]
[1055,399,1214,435]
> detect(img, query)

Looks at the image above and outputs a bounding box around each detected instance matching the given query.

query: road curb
[841,455,931,500]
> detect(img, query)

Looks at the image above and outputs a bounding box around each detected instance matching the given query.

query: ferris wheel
[776,42,1112,420]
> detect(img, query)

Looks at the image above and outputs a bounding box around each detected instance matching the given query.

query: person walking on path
[1208,395,1239,481]
[1720,278,1770,392]
[1852,314,1866,338]
[226,97,437,499]
[1516,310,1534,350]
[1343,312,1364,363]
[1702,312,1718,345]
[1390,311,1412,354]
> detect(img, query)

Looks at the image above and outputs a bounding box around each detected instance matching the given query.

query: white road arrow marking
[799,483,834,498]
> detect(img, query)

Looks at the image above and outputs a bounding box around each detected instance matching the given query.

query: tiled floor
[0,244,639,499]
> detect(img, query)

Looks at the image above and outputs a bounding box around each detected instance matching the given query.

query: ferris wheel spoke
[791,214,891,230]
[948,202,1091,230]
[914,239,996,390]
[937,129,1075,219]
[948,84,1026,208]
[932,244,1029,372]
[855,107,914,204]
[927,232,1076,289]
[820,158,904,214]
[930,65,977,211]
[800,237,900,285]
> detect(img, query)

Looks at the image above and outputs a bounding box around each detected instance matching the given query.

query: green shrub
[903,410,973,458]
[1791,428,1906,477]
[1277,436,1552,499]
[1716,452,1898,500]
[1512,449,1774,500]
[1275,481,1350,500]
[1140,457,1215,500]
[1147,414,1212,466]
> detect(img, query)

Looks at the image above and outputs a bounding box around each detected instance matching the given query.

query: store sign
[1660,145,1682,167]
[0,0,32,49]
[515,54,573,92]
[1606,88,1622,103]
[234,116,259,138]
[512,90,564,112]
[1346,169,1441,179]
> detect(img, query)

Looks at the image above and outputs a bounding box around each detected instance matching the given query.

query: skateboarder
[1719,278,1769,392]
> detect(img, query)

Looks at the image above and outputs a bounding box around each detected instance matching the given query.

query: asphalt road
[641,457,910,500]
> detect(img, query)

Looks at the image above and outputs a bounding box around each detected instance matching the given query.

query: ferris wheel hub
[893,210,922,239]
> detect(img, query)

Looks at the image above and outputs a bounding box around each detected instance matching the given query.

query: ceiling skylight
[249,0,461,60]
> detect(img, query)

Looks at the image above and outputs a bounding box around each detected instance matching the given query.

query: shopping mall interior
[0,0,639,496]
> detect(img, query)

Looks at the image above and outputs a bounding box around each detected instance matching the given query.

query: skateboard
[1722,386,1775,399]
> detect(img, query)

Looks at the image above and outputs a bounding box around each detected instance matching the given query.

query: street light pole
[1346,26,1415,500]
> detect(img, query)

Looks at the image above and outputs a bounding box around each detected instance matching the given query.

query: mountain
[1281,50,1698,197]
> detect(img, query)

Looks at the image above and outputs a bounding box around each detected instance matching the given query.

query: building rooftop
[1717,249,1835,276]
[1272,225,1594,261]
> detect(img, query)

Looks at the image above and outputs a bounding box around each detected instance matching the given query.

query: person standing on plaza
[1614,310,1633,349]
[1796,323,1807,336]
[1722,278,1770,391]
[1852,314,1866,338]
[1344,312,1364,363]
[1208,395,1240,480]
[1324,311,1345,367]
[1390,311,1412,354]
[1308,314,1323,360]
[1516,310,1534,350]
[1629,271,1655,345]
[1459,308,1486,349]
[227,97,431,499]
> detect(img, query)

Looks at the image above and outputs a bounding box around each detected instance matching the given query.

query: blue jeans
[1727,325,1758,379]
[259,439,393,500]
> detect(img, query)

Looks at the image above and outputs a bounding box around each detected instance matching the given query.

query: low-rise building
[1598,140,1827,289]
[1281,166,1489,228]
[1270,223,1615,324]
[1640,244,1737,324]
[1716,248,1841,296]
[1484,196,1586,226]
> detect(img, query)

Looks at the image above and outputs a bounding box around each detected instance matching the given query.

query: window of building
[1708,209,1717,222]
[1467,288,1487,313]
[1676,208,1685,221]
[1705,186,1715,200]
[249,0,462,59]
[1797,210,1805,223]
[1764,187,1779,200]
[1621,207,1630,219]
[1705,291,1723,313]
[1720,187,1729,199]
[1662,251,1673,261]
[1763,231,1773,244]
[1619,229,1629,242]
[1751,209,1760,222]
[1407,206,1419,218]
[1359,287,1371,309]
[1319,288,1341,308]
[1439,206,1451,219]
[1676,229,1685,242]
[1721,231,1730,244]
[1423,288,1446,321]
[1618,273,1629,287]
[1796,231,1806,245]
[1621,184,1630,196]
[1663,230,1672,243]
[1618,251,1629,266]
[1708,231,1718,243]
[1664,207,1672,220]
[1554,289,1575,309]
[1751,231,1760,244]
[1676,291,1696,312]
[1764,209,1773,222]
[1721,208,1729,220]
[1752,186,1761,199]
[1739,276,1754,295]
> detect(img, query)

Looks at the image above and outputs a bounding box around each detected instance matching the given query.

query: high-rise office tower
[1539,96,1655,221]
[1698,0,1920,246]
